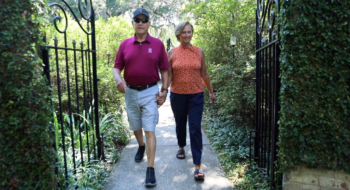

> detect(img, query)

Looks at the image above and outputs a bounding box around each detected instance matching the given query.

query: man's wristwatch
[161,88,168,93]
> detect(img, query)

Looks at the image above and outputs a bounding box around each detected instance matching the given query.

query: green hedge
[278,0,350,173]
[0,0,56,189]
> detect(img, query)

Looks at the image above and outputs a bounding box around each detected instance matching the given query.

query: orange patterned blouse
[170,45,204,94]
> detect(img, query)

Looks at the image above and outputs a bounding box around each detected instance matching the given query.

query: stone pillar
[283,166,350,190]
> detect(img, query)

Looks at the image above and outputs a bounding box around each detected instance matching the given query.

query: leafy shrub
[278,0,350,173]
[54,109,131,189]
[203,108,269,189]
[182,0,269,189]
[97,64,125,114]
[0,0,56,189]
[182,0,257,126]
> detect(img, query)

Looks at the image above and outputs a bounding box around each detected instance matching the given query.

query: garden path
[104,87,232,190]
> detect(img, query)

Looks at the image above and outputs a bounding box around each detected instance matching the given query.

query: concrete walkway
[104,93,233,190]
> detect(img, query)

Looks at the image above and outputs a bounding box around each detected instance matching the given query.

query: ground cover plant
[54,108,131,189]
[202,110,269,189]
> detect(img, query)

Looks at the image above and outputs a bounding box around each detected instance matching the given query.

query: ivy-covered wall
[278,0,350,173]
[0,0,56,189]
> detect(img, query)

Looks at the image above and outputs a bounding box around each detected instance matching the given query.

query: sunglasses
[133,18,149,23]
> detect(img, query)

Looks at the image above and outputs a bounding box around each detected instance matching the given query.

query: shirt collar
[133,33,152,44]
[179,44,195,51]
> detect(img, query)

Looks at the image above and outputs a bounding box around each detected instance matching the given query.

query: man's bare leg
[144,131,156,167]
[134,129,145,146]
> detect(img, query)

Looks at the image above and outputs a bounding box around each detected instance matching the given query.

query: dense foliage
[48,0,189,21]
[183,0,269,189]
[3,0,348,189]
[203,110,269,189]
[47,0,190,45]
[183,0,257,127]
[0,0,56,189]
[278,0,350,173]
[53,110,131,189]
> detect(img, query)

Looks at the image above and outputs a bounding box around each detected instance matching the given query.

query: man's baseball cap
[133,8,149,18]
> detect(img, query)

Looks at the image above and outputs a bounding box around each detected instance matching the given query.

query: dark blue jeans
[170,91,204,164]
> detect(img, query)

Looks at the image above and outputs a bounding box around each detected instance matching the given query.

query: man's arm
[113,67,127,93]
[155,69,168,107]
[160,69,169,91]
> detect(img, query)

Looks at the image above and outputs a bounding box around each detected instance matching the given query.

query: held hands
[209,92,217,104]
[155,91,167,108]
[116,80,127,93]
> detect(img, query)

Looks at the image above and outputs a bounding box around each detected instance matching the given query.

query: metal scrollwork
[52,4,68,33]
[253,0,281,188]
[268,11,275,32]
[42,0,101,184]
[78,0,92,20]
[256,0,278,36]
[49,0,94,35]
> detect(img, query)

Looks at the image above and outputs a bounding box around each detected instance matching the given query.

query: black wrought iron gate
[41,0,102,183]
[252,0,281,189]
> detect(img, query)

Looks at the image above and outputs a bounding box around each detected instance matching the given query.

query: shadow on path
[104,92,233,190]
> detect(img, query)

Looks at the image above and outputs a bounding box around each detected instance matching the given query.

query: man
[112,8,169,187]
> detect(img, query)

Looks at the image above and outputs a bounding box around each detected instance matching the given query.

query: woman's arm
[199,47,217,103]
[166,48,174,88]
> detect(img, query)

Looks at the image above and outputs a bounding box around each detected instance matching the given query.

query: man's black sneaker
[145,167,157,187]
[135,144,145,162]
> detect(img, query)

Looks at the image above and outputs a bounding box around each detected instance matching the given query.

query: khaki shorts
[124,85,159,131]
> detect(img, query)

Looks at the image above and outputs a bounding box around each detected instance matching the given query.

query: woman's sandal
[176,149,185,159]
[194,168,205,180]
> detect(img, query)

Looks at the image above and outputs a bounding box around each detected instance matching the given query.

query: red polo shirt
[114,33,169,86]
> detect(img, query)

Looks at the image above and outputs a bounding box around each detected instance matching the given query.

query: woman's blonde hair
[175,21,194,42]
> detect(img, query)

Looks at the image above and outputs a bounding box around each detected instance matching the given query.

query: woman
[167,21,216,180]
